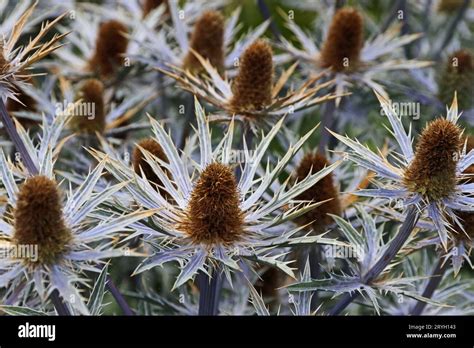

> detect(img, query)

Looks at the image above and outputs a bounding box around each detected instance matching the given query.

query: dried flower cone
[13,176,72,266]
[133,138,170,197]
[183,11,225,73]
[320,7,364,72]
[438,50,474,111]
[229,40,273,113]
[89,20,128,77]
[294,153,342,233]
[70,79,106,134]
[403,118,463,200]
[179,163,244,246]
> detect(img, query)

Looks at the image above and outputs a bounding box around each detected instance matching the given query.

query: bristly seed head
[403,118,463,200]
[229,39,273,113]
[70,79,105,134]
[294,153,342,233]
[133,138,169,196]
[89,20,129,77]
[183,11,225,73]
[13,176,72,267]
[438,50,474,111]
[320,7,364,72]
[179,163,244,246]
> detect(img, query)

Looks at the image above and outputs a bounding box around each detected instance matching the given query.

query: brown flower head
[133,138,170,196]
[183,11,225,73]
[229,39,273,113]
[179,162,244,246]
[320,7,364,72]
[438,50,474,110]
[70,79,106,134]
[403,118,463,200]
[13,176,72,266]
[294,153,342,233]
[89,20,128,77]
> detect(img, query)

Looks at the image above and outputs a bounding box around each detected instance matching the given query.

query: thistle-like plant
[90,98,344,314]
[135,3,269,74]
[330,91,473,249]
[287,207,445,315]
[0,115,152,314]
[159,39,339,132]
[279,7,432,105]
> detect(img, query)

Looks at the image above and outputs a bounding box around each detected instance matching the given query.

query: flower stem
[106,275,134,316]
[411,257,447,315]
[434,0,470,60]
[50,289,71,315]
[0,99,38,175]
[318,98,337,154]
[328,205,420,315]
[257,0,281,42]
[197,266,223,315]
[309,245,321,312]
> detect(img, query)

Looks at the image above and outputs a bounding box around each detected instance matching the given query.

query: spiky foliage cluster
[438,50,474,111]
[183,11,225,73]
[0,0,473,321]
[403,118,463,200]
[229,40,273,113]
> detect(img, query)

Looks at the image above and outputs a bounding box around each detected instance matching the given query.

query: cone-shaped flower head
[230,39,273,113]
[13,176,72,266]
[70,79,106,134]
[183,11,225,73]
[89,20,129,77]
[320,7,364,72]
[403,118,463,200]
[294,153,342,233]
[438,50,474,111]
[179,162,244,246]
[133,138,169,196]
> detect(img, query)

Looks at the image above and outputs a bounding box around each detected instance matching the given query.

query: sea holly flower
[0,115,153,314]
[91,98,343,290]
[330,90,474,249]
[279,7,432,105]
[51,7,158,80]
[136,3,269,75]
[286,207,445,315]
[159,39,338,132]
